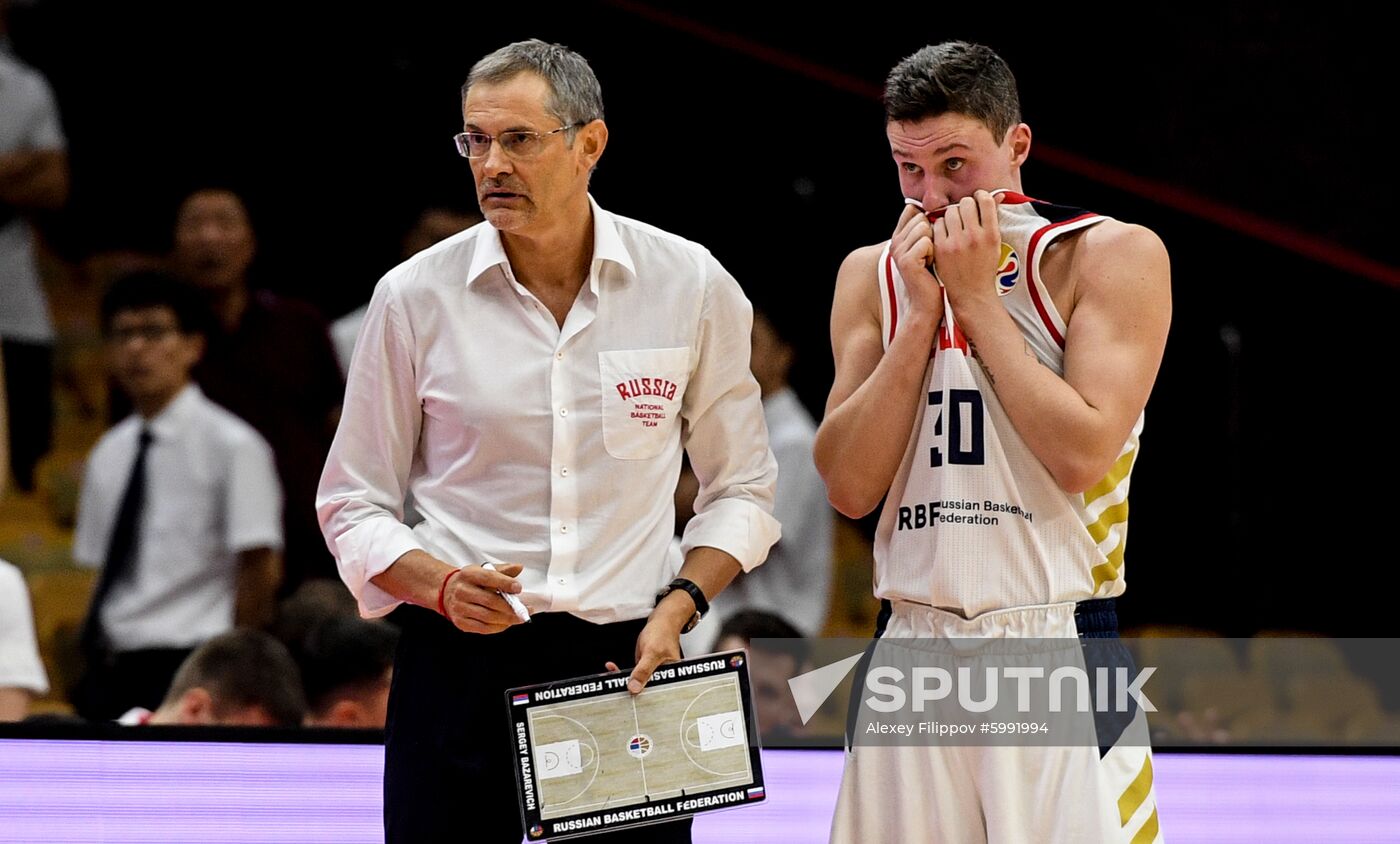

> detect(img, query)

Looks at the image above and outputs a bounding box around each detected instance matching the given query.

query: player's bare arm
[935,191,1171,492]
[814,205,945,518]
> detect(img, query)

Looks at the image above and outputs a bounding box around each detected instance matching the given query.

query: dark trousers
[71,646,193,722]
[386,607,693,843]
[1,338,53,492]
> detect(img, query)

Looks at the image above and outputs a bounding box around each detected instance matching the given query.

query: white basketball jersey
[874,192,1140,618]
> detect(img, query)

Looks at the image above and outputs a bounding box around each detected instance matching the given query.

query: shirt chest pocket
[598,347,691,460]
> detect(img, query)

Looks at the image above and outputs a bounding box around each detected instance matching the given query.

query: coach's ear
[574,119,608,175]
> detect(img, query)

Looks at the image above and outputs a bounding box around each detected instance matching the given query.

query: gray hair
[883,42,1021,141]
[462,39,605,136]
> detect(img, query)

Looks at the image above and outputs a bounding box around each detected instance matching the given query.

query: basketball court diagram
[526,674,753,820]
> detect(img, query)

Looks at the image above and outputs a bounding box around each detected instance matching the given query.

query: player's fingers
[894,220,931,261]
[605,660,621,673]
[932,215,950,245]
[958,195,979,229]
[979,191,1001,240]
[943,205,963,233]
[895,201,922,234]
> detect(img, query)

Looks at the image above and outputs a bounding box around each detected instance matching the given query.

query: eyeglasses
[107,324,179,344]
[452,123,585,160]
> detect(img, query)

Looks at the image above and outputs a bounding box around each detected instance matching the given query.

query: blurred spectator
[0,4,69,491]
[171,186,343,593]
[0,558,49,721]
[293,616,398,728]
[71,271,283,721]
[269,577,359,654]
[727,308,834,635]
[0,336,7,488]
[714,609,809,743]
[120,629,306,727]
[679,308,834,652]
[331,206,483,374]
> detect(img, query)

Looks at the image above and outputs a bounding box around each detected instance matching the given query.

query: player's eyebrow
[891,142,971,159]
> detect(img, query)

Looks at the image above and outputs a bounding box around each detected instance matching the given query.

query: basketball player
[814,42,1170,842]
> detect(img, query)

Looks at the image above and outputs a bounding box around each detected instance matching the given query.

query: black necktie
[81,426,153,655]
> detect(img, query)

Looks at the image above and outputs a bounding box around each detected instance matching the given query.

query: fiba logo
[995,243,1020,296]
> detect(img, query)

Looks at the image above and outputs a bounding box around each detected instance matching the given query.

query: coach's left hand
[605,593,691,694]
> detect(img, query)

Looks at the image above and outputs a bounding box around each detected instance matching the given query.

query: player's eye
[901,162,921,174]
[945,158,965,173]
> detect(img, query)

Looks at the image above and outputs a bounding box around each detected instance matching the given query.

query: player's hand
[891,202,942,319]
[930,189,1005,308]
[441,562,526,635]
[605,613,684,695]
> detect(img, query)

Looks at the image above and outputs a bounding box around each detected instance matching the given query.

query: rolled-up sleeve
[316,275,425,617]
[678,255,781,572]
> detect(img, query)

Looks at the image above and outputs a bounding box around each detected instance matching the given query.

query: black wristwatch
[655,577,709,633]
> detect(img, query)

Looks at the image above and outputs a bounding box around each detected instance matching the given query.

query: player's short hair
[462,39,605,135]
[883,41,1022,141]
[100,270,212,338]
[294,616,399,717]
[718,610,808,665]
[163,629,307,727]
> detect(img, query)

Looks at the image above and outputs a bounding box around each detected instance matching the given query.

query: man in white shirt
[72,271,284,721]
[719,308,834,637]
[317,39,779,843]
[0,18,69,493]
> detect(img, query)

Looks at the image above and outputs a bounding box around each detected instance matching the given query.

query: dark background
[8,2,1396,635]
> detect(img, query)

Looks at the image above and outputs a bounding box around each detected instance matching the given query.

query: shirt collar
[143,382,201,442]
[464,194,636,290]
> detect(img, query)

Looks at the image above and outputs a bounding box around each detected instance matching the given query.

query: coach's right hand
[441,563,526,634]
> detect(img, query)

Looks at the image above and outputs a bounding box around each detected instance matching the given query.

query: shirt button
[560,524,569,533]
[559,407,568,417]
[560,467,569,477]
[556,352,564,360]
[557,577,567,585]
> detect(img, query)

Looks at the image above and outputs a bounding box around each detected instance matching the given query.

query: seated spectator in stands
[170,186,343,593]
[293,616,398,728]
[0,558,49,721]
[331,206,483,373]
[269,578,359,656]
[714,610,809,743]
[71,271,283,721]
[119,629,306,727]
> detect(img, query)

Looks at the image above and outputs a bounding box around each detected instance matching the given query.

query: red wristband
[437,567,462,617]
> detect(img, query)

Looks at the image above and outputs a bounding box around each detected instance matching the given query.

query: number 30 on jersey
[928,389,985,467]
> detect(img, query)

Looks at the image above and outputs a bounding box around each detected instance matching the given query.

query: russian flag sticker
[747,787,765,799]
[512,693,530,705]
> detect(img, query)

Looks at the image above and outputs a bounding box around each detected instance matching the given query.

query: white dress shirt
[73,384,284,651]
[318,196,781,623]
[0,559,49,696]
[0,43,66,345]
